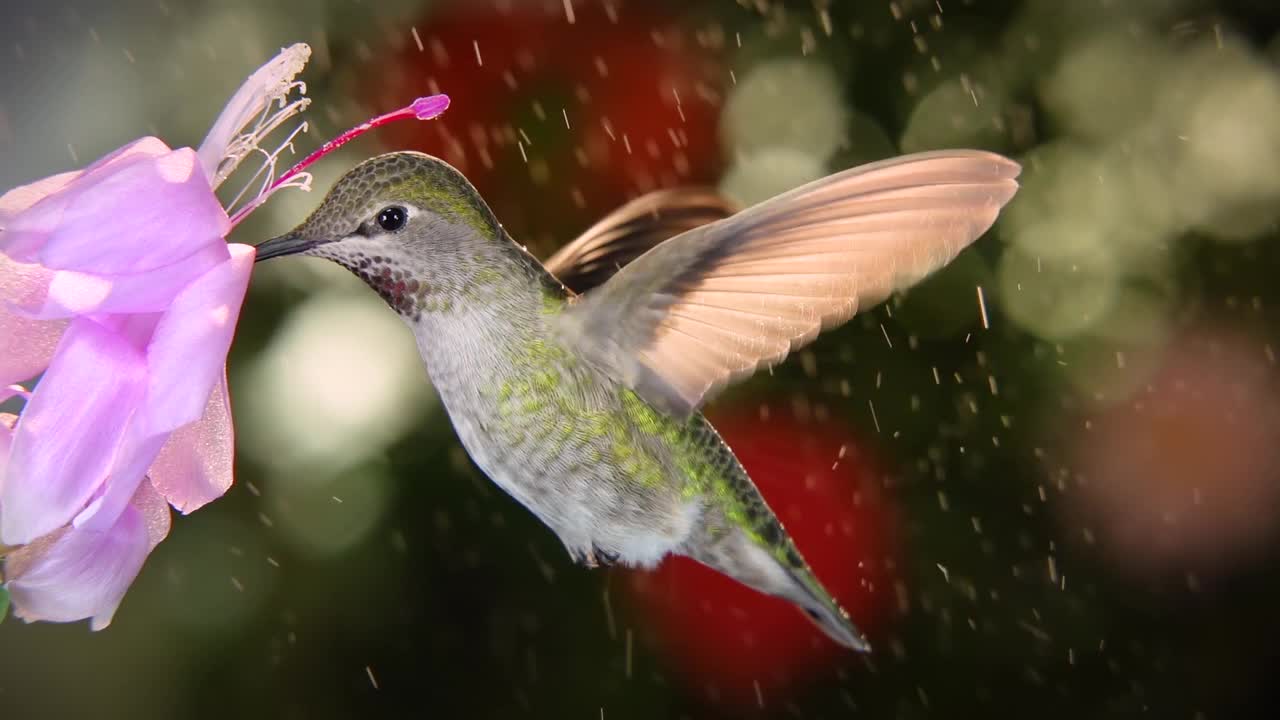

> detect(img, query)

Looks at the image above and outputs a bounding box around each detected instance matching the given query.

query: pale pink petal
[0,250,55,306]
[14,243,229,320]
[92,311,161,352]
[5,481,170,630]
[133,476,173,552]
[80,137,173,174]
[28,149,230,274]
[0,138,173,259]
[1,319,148,545]
[0,170,82,228]
[71,429,165,535]
[136,243,253,436]
[0,412,15,497]
[149,373,234,513]
[0,253,64,385]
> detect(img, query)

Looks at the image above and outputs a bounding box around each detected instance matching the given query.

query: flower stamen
[198,44,313,190]
[216,93,313,190]
[227,94,450,227]
[224,118,312,217]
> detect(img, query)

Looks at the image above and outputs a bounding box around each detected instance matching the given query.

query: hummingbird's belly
[424,342,703,567]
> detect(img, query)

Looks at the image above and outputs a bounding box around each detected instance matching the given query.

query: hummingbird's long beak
[253,230,319,262]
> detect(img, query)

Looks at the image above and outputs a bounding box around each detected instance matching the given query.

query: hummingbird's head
[254,151,501,315]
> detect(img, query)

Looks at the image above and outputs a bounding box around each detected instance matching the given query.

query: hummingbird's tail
[781,563,871,652]
[681,523,870,652]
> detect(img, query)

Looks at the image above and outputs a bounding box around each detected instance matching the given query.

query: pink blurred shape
[1064,328,1280,575]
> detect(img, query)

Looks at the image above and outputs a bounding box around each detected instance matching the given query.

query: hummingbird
[254,149,1020,650]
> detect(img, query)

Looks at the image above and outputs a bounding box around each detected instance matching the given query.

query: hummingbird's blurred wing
[544,188,737,294]
[556,150,1021,418]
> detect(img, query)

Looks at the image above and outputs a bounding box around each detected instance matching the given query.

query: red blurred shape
[1066,328,1280,576]
[624,403,897,706]
[366,0,726,250]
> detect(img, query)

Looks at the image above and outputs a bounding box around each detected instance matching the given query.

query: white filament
[197,43,314,212]
[216,92,312,191]
[224,118,314,221]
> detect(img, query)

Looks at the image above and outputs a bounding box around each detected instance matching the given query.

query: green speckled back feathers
[254,149,1020,651]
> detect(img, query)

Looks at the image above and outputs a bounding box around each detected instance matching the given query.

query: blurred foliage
[4,0,1280,718]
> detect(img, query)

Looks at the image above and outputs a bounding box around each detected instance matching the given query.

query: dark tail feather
[784,566,871,652]
[681,522,871,652]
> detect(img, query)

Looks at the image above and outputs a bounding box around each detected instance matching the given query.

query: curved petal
[0,138,172,260]
[71,430,165,535]
[30,148,229,275]
[0,170,81,229]
[149,373,234,513]
[137,243,253,437]
[0,412,15,497]
[0,251,54,306]
[13,243,229,320]
[81,137,174,174]
[4,480,170,630]
[0,254,64,385]
[1,319,148,545]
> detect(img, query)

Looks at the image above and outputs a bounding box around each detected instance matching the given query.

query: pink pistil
[228,94,450,227]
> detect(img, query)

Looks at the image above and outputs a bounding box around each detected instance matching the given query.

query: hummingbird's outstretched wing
[556,150,1021,418]
[544,188,737,294]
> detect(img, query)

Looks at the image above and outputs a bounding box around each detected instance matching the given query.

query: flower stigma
[226,92,451,227]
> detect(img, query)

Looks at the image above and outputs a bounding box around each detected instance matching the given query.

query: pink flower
[0,43,449,630]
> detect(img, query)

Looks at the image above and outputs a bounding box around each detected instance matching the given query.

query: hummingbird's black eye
[376,206,408,232]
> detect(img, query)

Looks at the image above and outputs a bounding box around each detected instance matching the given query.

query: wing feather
[543,188,737,293]
[557,149,1021,417]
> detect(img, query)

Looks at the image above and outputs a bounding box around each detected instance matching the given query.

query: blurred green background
[4,0,1280,717]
